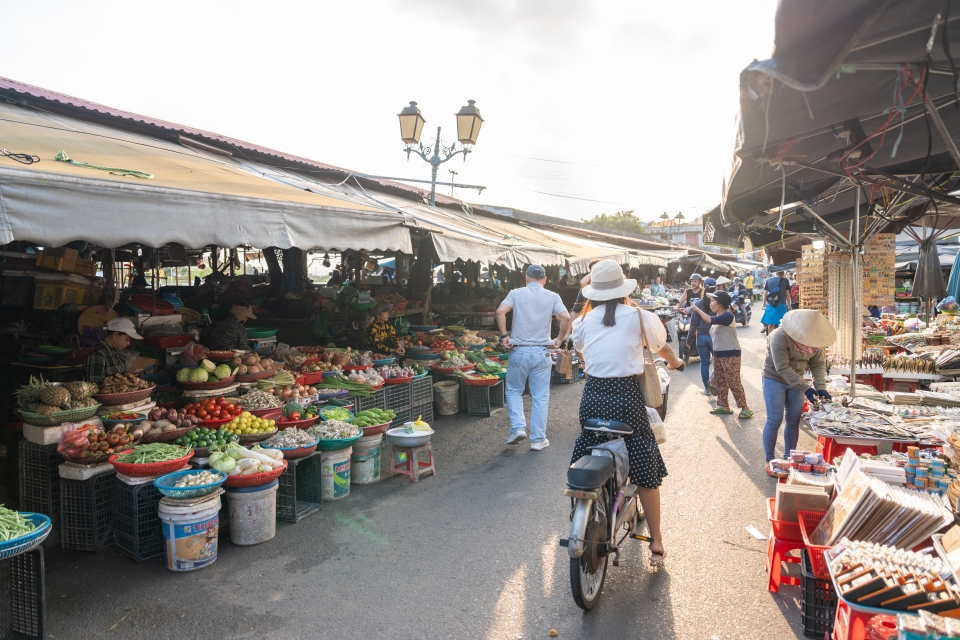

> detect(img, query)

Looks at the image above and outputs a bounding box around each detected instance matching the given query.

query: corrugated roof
[0,75,463,207]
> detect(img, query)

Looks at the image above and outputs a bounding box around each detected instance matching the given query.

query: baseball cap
[708,291,733,307]
[105,317,143,340]
[703,277,717,287]
[526,265,546,279]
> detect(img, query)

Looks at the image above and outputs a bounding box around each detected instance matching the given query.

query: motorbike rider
[730,277,751,327]
[675,273,705,311]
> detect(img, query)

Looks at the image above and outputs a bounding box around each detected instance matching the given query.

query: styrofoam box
[23,416,103,446]
[59,462,113,481]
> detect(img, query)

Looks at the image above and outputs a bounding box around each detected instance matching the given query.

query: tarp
[0,100,412,252]
[714,1,960,246]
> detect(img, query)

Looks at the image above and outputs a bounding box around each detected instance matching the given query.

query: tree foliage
[581,210,645,234]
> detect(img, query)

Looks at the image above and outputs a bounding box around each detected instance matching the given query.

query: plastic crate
[464,381,505,417]
[60,470,115,552]
[72,259,97,277]
[411,377,433,406]
[383,383,411,412]
[552,361,581,384]
[412,402,433,425]
[800,550,837,639]
[276,452,322,523]
[390,409,412,429]
[18,442,59,526]
[352,389,386,413]
[766,497,804,542]
[112,480,163,563]
[33,282,99,310]
[0,547,46,639]
[32,309,72,337]
[797,510,830,580]
[2,277,33,308]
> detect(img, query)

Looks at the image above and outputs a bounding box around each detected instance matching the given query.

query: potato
[232,357,243,366]
[244,355,258,366]
[248,365,261,374]
[237,364,248,375]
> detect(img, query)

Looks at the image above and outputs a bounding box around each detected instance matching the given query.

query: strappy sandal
[739,409,755,419]
[710,407,733,415]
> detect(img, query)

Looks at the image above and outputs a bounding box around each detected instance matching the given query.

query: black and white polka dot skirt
[571,375,668,489]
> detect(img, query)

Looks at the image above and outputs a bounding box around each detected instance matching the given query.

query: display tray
[93,386,156,405]
[177,375,237,391]
[382,376,413,385]
[808,428,918,444]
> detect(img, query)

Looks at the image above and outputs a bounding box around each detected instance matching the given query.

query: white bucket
[225,479,278,546]
[159,493,221,572]
[434,381,459,415]
[351,435,382,485]
[320,447,352,500]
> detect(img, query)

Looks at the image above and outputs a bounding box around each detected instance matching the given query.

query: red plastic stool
[389,443,436,482]
[816,436,878,464]
[766,534,804,592]
[832,600,897,640]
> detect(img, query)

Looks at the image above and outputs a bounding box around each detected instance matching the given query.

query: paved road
[45,327,813,639]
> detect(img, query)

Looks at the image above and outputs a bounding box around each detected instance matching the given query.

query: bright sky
[5,0,777,224]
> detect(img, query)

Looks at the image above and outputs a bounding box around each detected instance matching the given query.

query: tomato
[216,396,226,405]
[198,410,209,419]
[231,406,241,416]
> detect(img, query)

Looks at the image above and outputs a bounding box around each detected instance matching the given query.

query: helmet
[703,277,717,287]
[689,273,703,281]
[733,277,741,283]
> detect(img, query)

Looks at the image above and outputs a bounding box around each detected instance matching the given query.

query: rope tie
[54,150,153,179]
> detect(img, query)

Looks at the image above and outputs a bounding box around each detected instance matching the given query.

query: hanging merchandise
[827,252,862,362]
[799,244,826,314]
[861,234,896,308]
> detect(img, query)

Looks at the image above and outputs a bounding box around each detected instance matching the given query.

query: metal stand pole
[850,189,860,398]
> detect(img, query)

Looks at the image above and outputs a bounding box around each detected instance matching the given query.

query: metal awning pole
[850,189,861,398]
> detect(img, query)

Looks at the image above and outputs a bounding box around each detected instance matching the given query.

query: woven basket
[315,430,363,451]
[20,403,101,427]
[223,460,288,487]
[0,514,51,561]
[177,375,237,391]
[93,386,156,406]
[238,428,277,444]
[109,451,194,477]
[245,328,279,339]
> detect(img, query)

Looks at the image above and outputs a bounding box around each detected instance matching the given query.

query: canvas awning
[0,101,412,252]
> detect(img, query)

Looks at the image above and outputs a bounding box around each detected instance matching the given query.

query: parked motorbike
[676,301,700,365]
[731,290,752,327]
[561,362,673,610]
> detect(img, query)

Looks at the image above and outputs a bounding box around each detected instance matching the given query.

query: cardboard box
[36,247,79,273]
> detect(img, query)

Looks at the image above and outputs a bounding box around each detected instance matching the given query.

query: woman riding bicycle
[571,260,684,565]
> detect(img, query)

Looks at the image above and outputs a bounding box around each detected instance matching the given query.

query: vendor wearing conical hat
[761,310,837,468]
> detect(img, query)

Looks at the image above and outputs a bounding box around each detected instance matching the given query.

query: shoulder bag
[636,309,664,410]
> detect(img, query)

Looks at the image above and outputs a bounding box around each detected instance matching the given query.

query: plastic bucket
[351,434,383,485]
[225,479,278,546]
[320,447,352,501]
[434,381,460,415]
[159,493,221,572]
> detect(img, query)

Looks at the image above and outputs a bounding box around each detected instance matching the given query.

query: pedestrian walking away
[685,277,716,394]
[761,309,836,470]
[570,259,686,564]
[688,290,753,418]
[760,270,791,334]
[496,264,572,450]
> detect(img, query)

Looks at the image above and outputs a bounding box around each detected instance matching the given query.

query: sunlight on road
[541,533,559,597]
[483,564,528,640]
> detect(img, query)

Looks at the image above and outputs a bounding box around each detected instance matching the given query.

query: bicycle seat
[583,418,634,435]
[567,455,615,489]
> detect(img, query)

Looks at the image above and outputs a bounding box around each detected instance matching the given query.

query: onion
[281,388,292,399]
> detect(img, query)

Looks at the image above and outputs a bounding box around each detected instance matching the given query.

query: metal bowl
[385,427,434,448]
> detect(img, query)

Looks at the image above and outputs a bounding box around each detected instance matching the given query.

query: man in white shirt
[495,265,572,451]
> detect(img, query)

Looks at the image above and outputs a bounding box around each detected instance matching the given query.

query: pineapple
[34,405,59,416]
[65,381,88,401]
[14,376,45,410]
[39,383,70,408]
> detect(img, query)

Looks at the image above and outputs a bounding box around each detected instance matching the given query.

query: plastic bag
[646,406,666,444]
[938,296,959,312]
[393,315,411,337]
[58,421,99,460]
[591,439,630,486]
[179,342,209,369]
[274,343,306,367]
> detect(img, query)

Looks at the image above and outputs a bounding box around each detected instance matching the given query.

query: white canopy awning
[0,101,412,252]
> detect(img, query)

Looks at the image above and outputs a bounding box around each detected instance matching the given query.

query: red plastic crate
[798,510,832,580]
[295,372,323,386]
[144,334,193,349]
[833,599,898,640]
[766,497,804,542]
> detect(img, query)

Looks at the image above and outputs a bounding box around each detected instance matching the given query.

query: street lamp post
[397,100,485,205]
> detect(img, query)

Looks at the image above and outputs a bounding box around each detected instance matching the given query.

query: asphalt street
[44,326,812,640]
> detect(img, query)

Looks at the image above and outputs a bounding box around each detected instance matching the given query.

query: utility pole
[449,170,458,197]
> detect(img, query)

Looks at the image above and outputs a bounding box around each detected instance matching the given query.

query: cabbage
[214,364,232,379]
[189,368,209,382]
[201,359,216,372]
[212,456,235,473]
[176,368,191,382]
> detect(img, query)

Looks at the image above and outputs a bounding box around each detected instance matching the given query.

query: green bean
[115,443,190,464]
[0,506,36,541]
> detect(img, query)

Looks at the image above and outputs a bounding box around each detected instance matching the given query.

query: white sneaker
[530,439,550,451]
[506,431,527,445]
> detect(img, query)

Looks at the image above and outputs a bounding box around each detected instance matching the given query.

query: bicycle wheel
[570,487,609,611]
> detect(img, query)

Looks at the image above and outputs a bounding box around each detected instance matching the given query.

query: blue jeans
[505,346,553,442]
[762,376,805,461]
[696,334,713,392]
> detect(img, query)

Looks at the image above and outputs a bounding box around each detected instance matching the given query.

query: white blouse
[572,305,667,378]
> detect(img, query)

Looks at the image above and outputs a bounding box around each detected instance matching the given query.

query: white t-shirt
[500,282,567,345]
[572,304,667,378]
